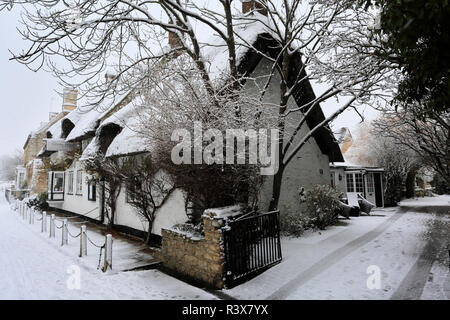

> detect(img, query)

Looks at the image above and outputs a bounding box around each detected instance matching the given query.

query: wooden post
[50,214,55,238]
[103,234,113,272]
[79,225,87,257]
[61,219,68,246]
[41,211,47,233]
[29,209,34,224]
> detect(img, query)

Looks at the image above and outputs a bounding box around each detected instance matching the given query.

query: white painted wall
[114,179,189,236]
[114,188,148,231]
[243,58,333,216]
[331,168,347,195]
[49,158,188,236]
[60,160,100,220]
[151,188,189,236]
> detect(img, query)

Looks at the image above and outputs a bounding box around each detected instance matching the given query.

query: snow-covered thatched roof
[80,100,148,160]
[196,14,343,162]
[201,13,268,84]
[45,91,132,142]
[68,13,342,162]
[330,161,384,172]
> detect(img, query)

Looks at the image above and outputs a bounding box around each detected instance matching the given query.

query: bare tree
[84,154,122,229]
[0,149,23,181]
[1,0,397,211]
[373,107,450,189]
[121,155,175,244]
[347,121,424,204]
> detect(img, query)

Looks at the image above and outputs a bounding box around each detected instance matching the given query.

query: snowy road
[225,196,450,300]
[0,196,216,300]
[391,206,450,299]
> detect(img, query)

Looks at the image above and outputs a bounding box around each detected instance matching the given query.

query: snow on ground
[282,210,433,299]
[224,202,450,300]
[399,194,450,207]
[224,207,400,299]
[0,195,216,300]
[2,181,449,300]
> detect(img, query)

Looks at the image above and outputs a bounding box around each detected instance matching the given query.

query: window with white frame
[126,177,140,203]
[67,171,74,194]
[76,170,83,195]
[355,173,364,193]
[53,172,64,192]
[346,174,354,192]
[48,171,65,201]
[18,172,25,188]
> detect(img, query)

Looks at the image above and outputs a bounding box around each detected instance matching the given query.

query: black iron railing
[223,210,282,287]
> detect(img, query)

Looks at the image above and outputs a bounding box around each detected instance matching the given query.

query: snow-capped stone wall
[161,212,226,289]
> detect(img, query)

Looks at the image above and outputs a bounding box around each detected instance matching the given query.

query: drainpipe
[100,177,105,224]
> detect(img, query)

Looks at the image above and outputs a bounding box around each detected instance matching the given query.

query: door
[345,172,364,206]
[365,172,376,205]
[373,172,383,207]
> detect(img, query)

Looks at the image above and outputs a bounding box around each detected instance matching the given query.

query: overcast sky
[0,2,379,160]
[0,7,61,158]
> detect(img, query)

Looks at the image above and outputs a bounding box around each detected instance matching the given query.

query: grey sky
[0,2,378,160]
[0,7,60,158]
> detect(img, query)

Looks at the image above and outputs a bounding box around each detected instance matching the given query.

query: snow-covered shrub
[305,185,341,230]
[280,211,308,237]
[26,192,49,212]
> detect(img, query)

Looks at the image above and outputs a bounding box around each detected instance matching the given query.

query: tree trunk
[268,164,285,211]
[145,225,152,244]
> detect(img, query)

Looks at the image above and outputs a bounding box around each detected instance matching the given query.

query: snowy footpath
[225,195,450,300]
[0,195,216,300]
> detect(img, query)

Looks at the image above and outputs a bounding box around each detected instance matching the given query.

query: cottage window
[76,170,83,195]
[346,174,354,192]
[126,178,140,203]
[355,173,364,193]
[18,172,25,188]
[48,171,65,201]
[330,172,335,188]
[53,173,64,192]
[67,171,74,194]
[88,181,96,201]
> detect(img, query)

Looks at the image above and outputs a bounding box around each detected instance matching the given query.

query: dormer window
[62,119,75,139]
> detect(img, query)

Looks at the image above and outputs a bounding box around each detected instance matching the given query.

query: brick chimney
[242,0,267,16]
[62,88,78,112]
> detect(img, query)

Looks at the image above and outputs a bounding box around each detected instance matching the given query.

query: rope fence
[67,226,82,238]
[11,199,113,272]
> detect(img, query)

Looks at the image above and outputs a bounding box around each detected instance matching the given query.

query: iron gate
[223,210,282,287]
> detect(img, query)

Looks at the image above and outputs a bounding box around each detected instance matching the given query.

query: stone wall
[161,213,226,288]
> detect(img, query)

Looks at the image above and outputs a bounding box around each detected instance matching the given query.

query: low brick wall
[161,213,226,288]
